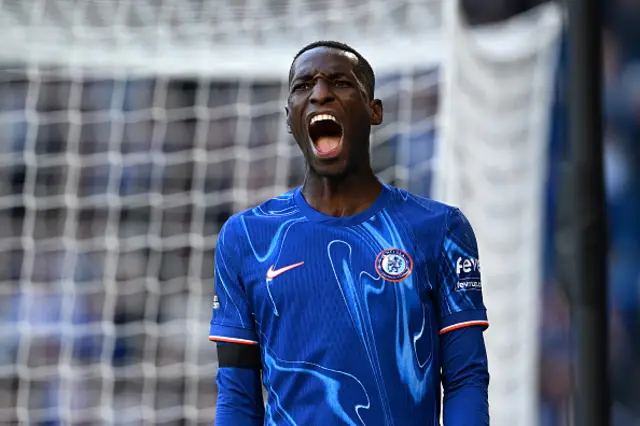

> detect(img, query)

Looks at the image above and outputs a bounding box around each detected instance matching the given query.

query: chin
[307,155,350,178]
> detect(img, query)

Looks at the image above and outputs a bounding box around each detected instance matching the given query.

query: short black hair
[289,40,375,99]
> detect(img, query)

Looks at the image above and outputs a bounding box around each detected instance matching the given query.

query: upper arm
[440,326,490,426]
[216,356,265,424]
[440,325,489,392]
[436,208,489,335]
[209,218,259,345]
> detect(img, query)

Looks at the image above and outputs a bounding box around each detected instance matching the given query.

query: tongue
[315,136,341,154]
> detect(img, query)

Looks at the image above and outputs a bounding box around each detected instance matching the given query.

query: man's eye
[335,81,351,88]
[293,83,311,92]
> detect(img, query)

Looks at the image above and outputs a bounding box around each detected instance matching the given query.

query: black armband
[216,342,262,369]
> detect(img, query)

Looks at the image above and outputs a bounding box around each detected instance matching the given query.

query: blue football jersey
[209,184,489,425]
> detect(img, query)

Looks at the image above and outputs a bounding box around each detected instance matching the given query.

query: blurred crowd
[0,0,636,425]
[603,0,640,420]
[539,0,640,425]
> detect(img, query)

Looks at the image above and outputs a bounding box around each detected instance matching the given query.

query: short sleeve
[209,219,259,345]
[436,208,489,335]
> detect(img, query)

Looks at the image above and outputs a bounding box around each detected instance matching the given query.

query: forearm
[215,367,265,425]
[443,380,489,426]
[441,326,490,426]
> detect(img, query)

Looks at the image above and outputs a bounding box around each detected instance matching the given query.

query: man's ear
[285,106,292,133]
[370,99,383,126]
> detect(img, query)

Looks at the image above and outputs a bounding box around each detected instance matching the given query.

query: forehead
[291,47,358,79]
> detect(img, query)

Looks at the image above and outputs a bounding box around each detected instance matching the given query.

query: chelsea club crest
[375,248,413,282]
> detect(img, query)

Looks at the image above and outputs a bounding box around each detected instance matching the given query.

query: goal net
[0,0,561,425]
[435,2,562,425]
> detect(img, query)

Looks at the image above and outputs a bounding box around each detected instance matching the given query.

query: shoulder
[384,186,477,252]
[218,189,302,245]
[252,189,301,218]
[386,185,460,229]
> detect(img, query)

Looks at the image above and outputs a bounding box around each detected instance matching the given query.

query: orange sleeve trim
[439,320,489,335]
[208,335,259,345]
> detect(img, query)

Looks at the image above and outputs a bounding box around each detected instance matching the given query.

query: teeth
[310,114,339,126]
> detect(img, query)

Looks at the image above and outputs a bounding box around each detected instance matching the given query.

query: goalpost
[0,0,562,425]
[435,2,563,425]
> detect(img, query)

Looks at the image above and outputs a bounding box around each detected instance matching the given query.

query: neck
[301,166,382,217]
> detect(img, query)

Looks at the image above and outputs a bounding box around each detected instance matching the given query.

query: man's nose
[309,80,335,105]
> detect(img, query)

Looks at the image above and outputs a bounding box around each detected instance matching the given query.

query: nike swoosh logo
[266,261,304,279]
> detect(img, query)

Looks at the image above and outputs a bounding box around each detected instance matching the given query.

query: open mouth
[308,114,343,158]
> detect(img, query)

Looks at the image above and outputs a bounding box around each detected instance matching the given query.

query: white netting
[0,0,444,79]
[0,1,439,425]
[435,2,563,425]
[0,0,561,424]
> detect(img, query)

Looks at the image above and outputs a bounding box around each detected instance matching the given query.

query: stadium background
[0,0,637,425]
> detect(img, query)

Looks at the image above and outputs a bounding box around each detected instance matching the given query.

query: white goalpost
[0,0,562,425]
[435,2,563,425]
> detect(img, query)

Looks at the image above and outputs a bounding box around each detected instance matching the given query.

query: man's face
[286,47,383,177]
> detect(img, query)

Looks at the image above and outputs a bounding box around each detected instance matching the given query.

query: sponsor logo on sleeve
[455,257,482,291]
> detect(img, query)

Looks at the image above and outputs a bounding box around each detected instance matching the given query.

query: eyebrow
[327,72,350,80]
[291,73,313,84]
[291,70,351,84]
